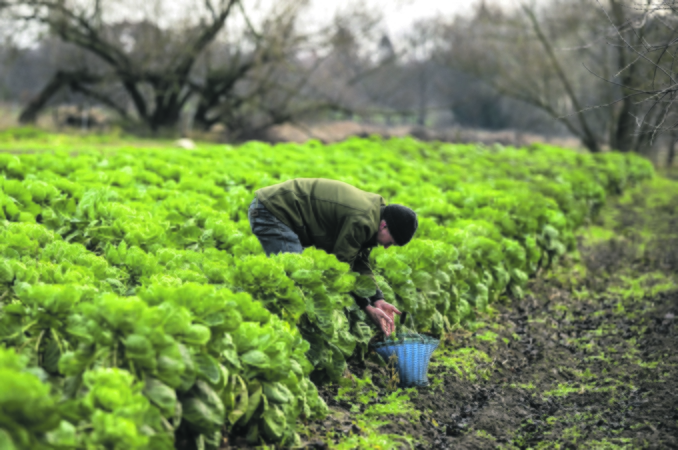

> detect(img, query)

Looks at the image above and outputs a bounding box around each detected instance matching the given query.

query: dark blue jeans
[248,197,303,255]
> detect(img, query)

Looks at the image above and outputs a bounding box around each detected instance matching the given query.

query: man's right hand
[365,305,395,336]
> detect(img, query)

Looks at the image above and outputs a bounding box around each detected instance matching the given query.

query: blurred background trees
[0,0,676,162]
[436,0,675,155]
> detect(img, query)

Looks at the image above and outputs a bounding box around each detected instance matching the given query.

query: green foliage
[0,133,654,447]
[430,347,494,382]
[329,375,418,449]
[608,272,676,301]
[0,347,61,449]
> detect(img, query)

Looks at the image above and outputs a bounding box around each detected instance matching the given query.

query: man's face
[376,220,396,249]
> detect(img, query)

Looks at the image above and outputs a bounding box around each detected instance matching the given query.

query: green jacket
[256,178,385,281]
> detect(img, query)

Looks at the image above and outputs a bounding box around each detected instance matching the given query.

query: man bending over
[248,178,418,336]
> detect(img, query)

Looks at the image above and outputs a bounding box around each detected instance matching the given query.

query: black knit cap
[382,204,418,246]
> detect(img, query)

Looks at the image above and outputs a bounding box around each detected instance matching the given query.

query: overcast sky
[303,0,530,37]
[2,0,528,48]
[376,0,480,32]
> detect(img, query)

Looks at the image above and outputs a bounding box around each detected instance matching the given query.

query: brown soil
[264,121,582,150]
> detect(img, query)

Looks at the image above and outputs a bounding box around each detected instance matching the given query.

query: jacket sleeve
[332,214,372,269]
[352,247,385,305]
[333,218,385,307]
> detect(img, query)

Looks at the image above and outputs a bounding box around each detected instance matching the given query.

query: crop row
[0,132,654,448]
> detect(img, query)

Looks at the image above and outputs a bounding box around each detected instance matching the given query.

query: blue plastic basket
[372,331,439,388]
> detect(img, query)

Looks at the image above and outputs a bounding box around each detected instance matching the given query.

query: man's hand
[365,305,396,336]
[365,300,401,336]
[372,299,401,324]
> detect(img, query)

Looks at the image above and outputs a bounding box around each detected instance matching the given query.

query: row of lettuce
[0,132,654,448]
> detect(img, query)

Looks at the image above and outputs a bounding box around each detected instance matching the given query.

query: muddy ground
[301,179,678,449]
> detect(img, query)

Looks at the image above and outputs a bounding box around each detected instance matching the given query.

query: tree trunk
[612,101,636,152]
[669,130,677,168]
[524,6,601,153]
[417,63,427,127]
[609,0,638,153]
[19,70,94,124]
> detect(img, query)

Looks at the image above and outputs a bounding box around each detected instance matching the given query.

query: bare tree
[5,0,403,138]
[589,0,678,159]
[188,0,323,139]
[7,0,315,132]
[434,0,666,153]
[290,5,406,125]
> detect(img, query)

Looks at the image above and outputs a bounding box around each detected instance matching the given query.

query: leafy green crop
[0,347,61,449]
[0,132,653,447]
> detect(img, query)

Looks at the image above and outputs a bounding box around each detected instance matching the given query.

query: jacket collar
[364,206,384,248]
[364,232,378,249]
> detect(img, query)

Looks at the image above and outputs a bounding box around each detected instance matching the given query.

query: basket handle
[398,312,427,343]
[399,311,416,334]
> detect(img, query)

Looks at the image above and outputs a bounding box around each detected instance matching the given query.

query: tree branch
[70,83,129,118]
[172,0,239,77]
[18,70,102,123]
[524,5,601,152]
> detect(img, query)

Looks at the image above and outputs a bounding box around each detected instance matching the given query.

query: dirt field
[292,177,678,449]
[0,103,583,152]
[264,121,582,151]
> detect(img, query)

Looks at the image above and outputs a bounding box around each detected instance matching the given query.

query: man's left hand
[372,299,401,324]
